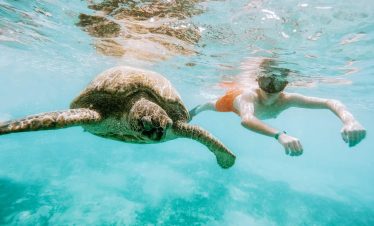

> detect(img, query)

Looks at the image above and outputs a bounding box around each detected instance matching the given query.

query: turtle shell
[70,66,189,121]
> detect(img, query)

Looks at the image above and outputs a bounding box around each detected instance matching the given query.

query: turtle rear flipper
[0,108,101,135]
[172,122,236,169]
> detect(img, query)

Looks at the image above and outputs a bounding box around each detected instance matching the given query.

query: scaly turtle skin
[0,66,236,168]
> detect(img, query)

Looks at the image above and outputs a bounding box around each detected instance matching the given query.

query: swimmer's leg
[189,101,216,121]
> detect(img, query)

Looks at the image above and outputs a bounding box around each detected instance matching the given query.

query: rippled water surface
[1,0,374,225]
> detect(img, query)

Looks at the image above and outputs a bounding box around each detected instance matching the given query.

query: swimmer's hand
[277,133,303,156]
[341,120,366,147]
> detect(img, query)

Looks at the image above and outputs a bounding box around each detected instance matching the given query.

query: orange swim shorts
[215,89,242,113]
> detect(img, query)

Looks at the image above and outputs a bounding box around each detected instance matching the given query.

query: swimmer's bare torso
[216,88,290,119]
[233,89,290,120]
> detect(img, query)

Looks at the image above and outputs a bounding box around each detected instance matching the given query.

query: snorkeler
[189,59,366,156]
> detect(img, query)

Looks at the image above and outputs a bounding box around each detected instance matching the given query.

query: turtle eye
[141,116,153,131]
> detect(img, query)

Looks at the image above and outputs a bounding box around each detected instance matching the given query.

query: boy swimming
[189,59,366,156]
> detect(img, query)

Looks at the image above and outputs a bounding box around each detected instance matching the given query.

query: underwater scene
[0,0,373,225]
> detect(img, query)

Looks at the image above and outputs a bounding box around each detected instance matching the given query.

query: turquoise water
[1,0,374,225]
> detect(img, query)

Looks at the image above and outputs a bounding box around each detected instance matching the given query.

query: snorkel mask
[257,67,290,94]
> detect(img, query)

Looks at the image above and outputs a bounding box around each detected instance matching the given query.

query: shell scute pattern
[82,67,178,101]
[71,66,188,121]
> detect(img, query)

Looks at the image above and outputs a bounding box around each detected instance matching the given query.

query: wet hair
[257,60,290,93]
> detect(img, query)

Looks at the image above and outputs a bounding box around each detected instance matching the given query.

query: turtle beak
[142,127,165,141]
[140,116,172,141]
[153,120,172,140]
[152,127,165,140]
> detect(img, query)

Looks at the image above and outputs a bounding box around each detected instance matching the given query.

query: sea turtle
[0,66,236,168]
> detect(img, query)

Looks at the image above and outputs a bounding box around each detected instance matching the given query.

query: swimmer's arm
[285,93,355,123]
[238,94,303,155]
[286,93,366,146]
[238,96,278,137]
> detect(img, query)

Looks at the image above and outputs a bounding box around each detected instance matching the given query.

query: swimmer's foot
[188,106,199,121]
[172,122,236,169]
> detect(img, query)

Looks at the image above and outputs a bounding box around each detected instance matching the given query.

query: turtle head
[128,98,172,141]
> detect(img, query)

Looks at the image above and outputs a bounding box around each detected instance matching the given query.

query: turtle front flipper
[172,122,236,169]
[0,108,101,135]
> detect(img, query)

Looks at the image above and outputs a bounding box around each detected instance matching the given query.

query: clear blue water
[0,0,373,225]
